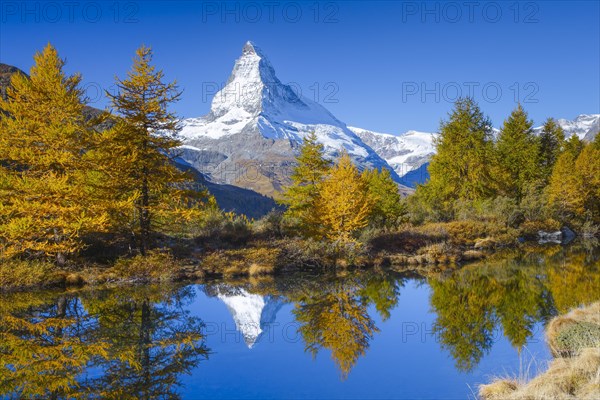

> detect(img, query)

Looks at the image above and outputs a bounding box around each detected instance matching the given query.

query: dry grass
[480,302,600,400]
[110,250,178,282]
[201,246,280,277]
[480,348,600,400]
[0,259,55,290]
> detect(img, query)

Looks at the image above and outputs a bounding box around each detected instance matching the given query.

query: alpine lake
[1,244,599,399]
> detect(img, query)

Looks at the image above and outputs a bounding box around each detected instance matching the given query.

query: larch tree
[538,118,565,183]
[318,152,372,243]
[421,98,496,218]
[495,104,539,201]
[0,44,108,263]
[362,168,405,228]
[563,134,584,157]
[546,138,584,222]
[279,131,330,237]
[573,144,600,223]
[105,45,198,253]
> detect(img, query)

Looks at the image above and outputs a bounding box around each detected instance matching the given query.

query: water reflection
[204,285,283,348]
[0,285,209,399]
[429,245,600,371]
[1,245,598,397]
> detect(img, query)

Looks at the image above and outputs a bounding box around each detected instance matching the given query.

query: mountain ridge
[352,114,599,187]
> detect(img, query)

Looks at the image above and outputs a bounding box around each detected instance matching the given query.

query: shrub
[417,242,457,264]
[111,250,177,282]
[444,220,488,245]
[201,246,280,277]
[279,238,368,269]
[252,210,290,239]
[581,217,599,238]
[199,209,252,246]
[519,219,561,239]
[547,302,600,357]
[0,259,54,290]
[554,322,600,356]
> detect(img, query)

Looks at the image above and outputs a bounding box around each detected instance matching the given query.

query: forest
[1,44,599,291]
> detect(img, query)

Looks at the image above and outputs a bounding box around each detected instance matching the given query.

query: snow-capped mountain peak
[184,40,344,142]
[210,285,283,349]
[178,41,408,195]
[555,114,599,141]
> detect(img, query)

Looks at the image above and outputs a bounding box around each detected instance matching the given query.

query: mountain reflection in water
[1,245,598,399]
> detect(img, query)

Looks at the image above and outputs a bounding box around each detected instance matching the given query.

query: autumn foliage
[0,44,212,263]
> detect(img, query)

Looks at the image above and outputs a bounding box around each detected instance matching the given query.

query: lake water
[1,245,599,399]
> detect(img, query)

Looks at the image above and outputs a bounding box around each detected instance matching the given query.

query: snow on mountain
[209,285,283,349]
[533,114,599,142]
[351,114,598,188]
[178,41,408,196]
[349,126,437,178]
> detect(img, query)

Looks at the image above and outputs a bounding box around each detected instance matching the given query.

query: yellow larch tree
[317,152,372,243]
[104,45,210,252]
[0,44,109,263]
[279,131,331,237]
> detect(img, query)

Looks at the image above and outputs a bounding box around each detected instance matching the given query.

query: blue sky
[1,1,598,133]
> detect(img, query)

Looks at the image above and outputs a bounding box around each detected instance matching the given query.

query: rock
[474,237,496,249]
[538,230,562,244]
[561,226,577,244]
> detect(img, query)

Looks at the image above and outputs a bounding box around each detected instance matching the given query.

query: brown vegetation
[479,302,600,400]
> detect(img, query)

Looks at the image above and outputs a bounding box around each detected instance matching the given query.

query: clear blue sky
[1,1,598,133]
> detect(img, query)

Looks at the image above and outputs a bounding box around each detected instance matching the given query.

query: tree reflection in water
[0,285,209,399]
[428,245,600,371]
[291,273,403,378]
[1,246,598,392]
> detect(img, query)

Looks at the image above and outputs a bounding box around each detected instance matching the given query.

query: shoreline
[1,226,592,293]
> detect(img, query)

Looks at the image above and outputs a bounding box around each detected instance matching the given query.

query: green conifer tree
[538,118,565,183]
[362,168,405,228]
[495,105,539,201]
[420,98,496,219]
[279,131,330,236]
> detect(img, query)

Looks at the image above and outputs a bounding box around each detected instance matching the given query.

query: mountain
[178,41,410,196]
[0,64,25,101]
[0,62,276,218]
[532,114,599,142]
[352,114,599,188]
[349,126,437,181]
[205,284,283,349]
[174,158,278,218]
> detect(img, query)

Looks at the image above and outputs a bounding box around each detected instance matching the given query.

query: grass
[479,302,600,400]
[547,302,600,357]
[200,246,280,278]
[0,259,56,290]
[109,249,178,283]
